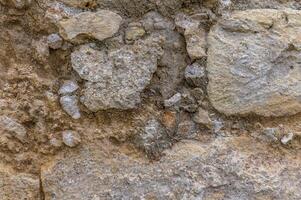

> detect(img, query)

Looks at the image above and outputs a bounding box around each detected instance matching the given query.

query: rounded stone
[62,130,81,147]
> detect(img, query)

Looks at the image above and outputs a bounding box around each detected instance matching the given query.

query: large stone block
[41,137,301,199]
[207,9,301,116]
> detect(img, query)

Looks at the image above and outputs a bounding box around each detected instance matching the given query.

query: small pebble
[58,80,79,95]
[60,95,81,119]
[281,132,294,145]
[62,130,81,147]
[185,62,206,87]
[193,108,212,129]
[164,93,182,108]
[47,33,63,49]
[263,128,279,142]
[49,138,63,148]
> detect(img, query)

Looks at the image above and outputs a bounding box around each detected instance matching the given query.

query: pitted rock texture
[42,137,301,200]
[2,0,301,199]
[73,34,164,111]
[0,115,27,143]
[0,164,40,199]
[207,9,301,116]
[58,0,97,8]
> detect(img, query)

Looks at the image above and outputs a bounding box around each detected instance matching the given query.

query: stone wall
[0,0,301,199]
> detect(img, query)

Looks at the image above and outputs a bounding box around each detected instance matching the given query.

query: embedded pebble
[47,33,63,49]
[0,115,27,143]
[262,128,280,142]
[281,133,294,145]
[62,130,81,147]
[193,108,212,129]
[49,138,63,148]
[60,95,81,119]
[164,93,182,108]
[185,62,206,87]
[58,80,79,95]
[125,25,145,42]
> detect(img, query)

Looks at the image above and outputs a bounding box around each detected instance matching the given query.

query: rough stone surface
[71,44,113,83]
[74,34,164,111]
[60,95,81,119]
[164,93,182,108]
[134,119,172,159]
[177,119,197,138]
[58,10,122,42]
[62,130,81,147]
[207,9,301,116]
[125,25,146,42]
[42,136,301,200]
[0,116,27,143]
[185,27,207,60]
[175,12,207,60]
[2,1,301,199]
[0,163,40,199]
[58,80,79,95]
[193,107,213,128]
[185,62,207,87]
[47,33,63,49]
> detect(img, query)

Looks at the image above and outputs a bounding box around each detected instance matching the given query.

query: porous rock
[41,136,301,199]
[134,119,172,158]
[0,116,27,143]
[62,130,81,147]
[207,9,301,116]
[0,163,40,199]
[72,34,164,111]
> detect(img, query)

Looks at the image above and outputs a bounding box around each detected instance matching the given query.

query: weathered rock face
[207,9,301,116]
[41,137,301,199]
[72,34,164,111]
[58,10,122,42]
[0,116,27,143]
[175,12,208,60]
[0,164,40,199]
[2,0,301,199]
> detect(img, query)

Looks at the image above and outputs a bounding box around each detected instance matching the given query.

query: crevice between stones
[39,170,45,200]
